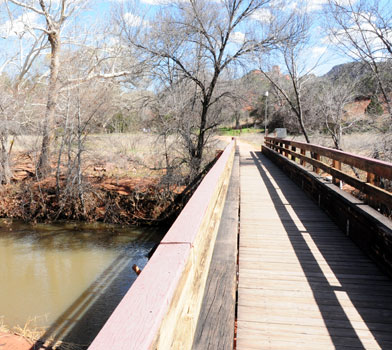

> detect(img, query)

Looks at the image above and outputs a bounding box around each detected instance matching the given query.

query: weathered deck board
[237,142,392,350]
[192,148,240,350]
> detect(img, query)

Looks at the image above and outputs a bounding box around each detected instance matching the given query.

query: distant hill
[323,61,371,81]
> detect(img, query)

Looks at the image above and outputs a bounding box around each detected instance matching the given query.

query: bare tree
[2,1,142,178]
[222,74,259,129]
[258,9,318,143]
[3,0,91,176]
[314,76,360,150]
[0,7,50,183]
[326,0,392,122]
[117,0,292,178]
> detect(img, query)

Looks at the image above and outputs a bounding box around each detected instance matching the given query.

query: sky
[93,0,361,76]
[0,0,390,78]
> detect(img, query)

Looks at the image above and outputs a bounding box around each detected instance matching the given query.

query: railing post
[332,159,341,186]
[367,172,376,207]
[313,153,321,174]
[284,143,289,158]
[367,172,375,185]
[300,149,306,166]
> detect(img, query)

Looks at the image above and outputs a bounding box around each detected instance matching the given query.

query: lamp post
[264,91,269,137]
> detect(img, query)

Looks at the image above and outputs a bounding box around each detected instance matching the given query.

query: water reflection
[0,219,165,348]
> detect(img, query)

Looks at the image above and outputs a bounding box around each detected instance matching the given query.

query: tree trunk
[37,31,61,177]
[0,135,12,184]
[297,109,310,143]
[192,102,209,178]
[76,98,85,214]
[235,112,240,129]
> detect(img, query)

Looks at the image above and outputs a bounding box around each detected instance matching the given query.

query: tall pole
[264,91,269,137]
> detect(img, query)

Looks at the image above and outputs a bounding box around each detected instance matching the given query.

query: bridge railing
[264,137,392,214]
[88,140,236,350]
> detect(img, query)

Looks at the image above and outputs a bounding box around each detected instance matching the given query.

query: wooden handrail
[264,137,392,213]
[265,137,392,179]
[88,140,236,350]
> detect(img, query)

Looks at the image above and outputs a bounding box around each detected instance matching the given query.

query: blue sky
[93,0,359,76]
[1,0,390,78]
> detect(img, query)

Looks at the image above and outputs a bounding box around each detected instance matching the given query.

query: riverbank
[0,174,181,225]
[0,133,226,225]
[0,145,186,225]
[0,331,83,350]
[0,332,31,350]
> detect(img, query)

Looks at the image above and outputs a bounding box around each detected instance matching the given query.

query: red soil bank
[0,333,31,350]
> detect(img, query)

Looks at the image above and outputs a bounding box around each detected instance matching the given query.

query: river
[0,219,165,348]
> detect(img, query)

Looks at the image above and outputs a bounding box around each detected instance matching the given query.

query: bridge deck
[237,142,392,350]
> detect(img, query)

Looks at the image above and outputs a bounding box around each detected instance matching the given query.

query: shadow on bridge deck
[240,150,392,349]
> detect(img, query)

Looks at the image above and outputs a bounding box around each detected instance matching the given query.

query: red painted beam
[88,140,235,350]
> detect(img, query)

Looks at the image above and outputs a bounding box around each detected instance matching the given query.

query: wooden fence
[264,137,392,214]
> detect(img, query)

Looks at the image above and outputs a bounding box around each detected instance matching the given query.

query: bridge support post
[300,149,306,166]
[366,172,377,207]
[312,153,321,174]
[332,160,341,187]
[284,143,289,157]
[291,146,296,162]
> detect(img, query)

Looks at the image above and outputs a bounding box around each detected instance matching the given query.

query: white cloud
[139,0,181,5]
[310,46,328,56]
[230,31,245,44]
[334,0,359,5]
[251,8,273,23]
[109,0,163,4]
[281,0,359,13]
[0,12,39,38]
[123,12,149,27]
[327,11,392,60]
[306,0,328,11]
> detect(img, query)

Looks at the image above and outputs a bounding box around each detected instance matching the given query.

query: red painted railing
[88,140,235,350]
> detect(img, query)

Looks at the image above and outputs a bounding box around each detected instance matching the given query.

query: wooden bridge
[89,138,392,350]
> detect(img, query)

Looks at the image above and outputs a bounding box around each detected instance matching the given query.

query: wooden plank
[238,287,392,310]
[237,324,389,350]
[239,320,392,341]
[237,141,392,350]
[271,146,392,268]
[192,149,240,350]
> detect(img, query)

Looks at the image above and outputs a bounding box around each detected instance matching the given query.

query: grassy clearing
[8,132,171,179]
[286,132,385,158]
[218,127,264,136]
[9,132,227,181]
[85,132,159,178]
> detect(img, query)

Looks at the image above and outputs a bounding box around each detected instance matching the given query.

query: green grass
[218,127,264,136]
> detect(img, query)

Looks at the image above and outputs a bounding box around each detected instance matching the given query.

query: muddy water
[0,219,165,348]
